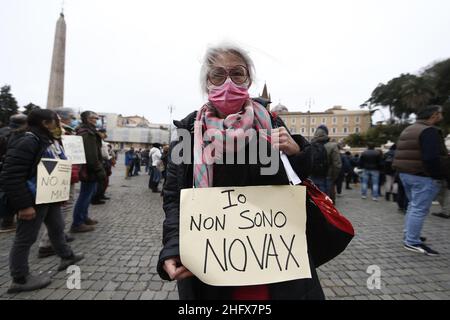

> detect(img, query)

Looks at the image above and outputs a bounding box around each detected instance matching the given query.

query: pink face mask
[208,79,250,116]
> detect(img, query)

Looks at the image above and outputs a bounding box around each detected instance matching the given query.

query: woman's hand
[163,256,194,281]
[18,207,36,220]
[272,127,301,156]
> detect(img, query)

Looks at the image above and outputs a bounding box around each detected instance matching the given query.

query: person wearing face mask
[0,109,84,293]
[71,111,106,233]
[157,44,324,300]
[393,105,450,256]
[70,118,80,130]
[91,129,112,204]
[70,111,106,233]
[96,118,104,130]
[37,108,78,258]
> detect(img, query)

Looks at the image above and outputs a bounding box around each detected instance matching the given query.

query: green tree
[399,74,435,114]
[363,73,435,123]
[365,57,450,128]
[0,85,19,127]
[363,81,396,122]
[423,58,450,104]
[345,124,409,147]
[362,75,408,123]
[23,103,41,115]
[344,133,366,147]
[423,59,450,133]
[365,124,409,146]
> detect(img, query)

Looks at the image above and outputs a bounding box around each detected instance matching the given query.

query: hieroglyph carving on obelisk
[47,13,66,110]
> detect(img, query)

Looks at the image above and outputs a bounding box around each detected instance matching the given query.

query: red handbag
[273,113,355,267]
[78,164,90,182]
[71,164,80,184]
[302,179,355,267]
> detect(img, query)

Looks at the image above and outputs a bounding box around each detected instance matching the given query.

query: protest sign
[180,185,311,286]
[36,159,72,204]
[61,135,86,164]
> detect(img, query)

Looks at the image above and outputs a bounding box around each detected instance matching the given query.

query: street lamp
[306,98,314,141]
[168,104,175,143]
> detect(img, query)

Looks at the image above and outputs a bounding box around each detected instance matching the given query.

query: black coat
[359,149,382,171]
[77,124,105,182]
[157,111,325,300]
[0,127,52,211]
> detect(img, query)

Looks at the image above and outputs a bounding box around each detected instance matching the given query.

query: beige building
[272,105,371,141]
[117,115,151,128]
[98,113,170,150]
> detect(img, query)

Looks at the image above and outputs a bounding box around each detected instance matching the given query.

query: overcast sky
[1,0,449,124]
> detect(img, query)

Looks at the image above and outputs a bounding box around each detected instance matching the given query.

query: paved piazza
[1,164,449,300]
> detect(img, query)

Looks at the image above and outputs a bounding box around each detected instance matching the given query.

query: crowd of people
[0,106,175,294]
[306,105,449,257]
[0,44,448,300]
[123,144,169,194]
[157,45,449,300]
[0,108,116,293]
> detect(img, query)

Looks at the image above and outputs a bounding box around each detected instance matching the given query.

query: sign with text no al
[36,159,72,205]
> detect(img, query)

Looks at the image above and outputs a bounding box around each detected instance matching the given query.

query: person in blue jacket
[125,147,135,178]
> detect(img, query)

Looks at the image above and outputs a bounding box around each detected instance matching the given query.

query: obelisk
[47,13,66,109]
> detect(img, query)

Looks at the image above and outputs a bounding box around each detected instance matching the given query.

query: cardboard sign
[36,159,72,204]
[61,135,86,164]
[180,185,311,286]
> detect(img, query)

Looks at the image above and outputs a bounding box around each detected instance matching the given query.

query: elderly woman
[158,44,324,300]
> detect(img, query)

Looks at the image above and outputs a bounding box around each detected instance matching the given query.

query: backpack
[384,150,394,164]
[310,142,329,177]
[383,150,395,173]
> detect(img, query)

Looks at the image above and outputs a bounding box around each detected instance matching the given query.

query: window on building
[344,127,348,134]
[355,127,360,133]
[322,118,326,124]
[332,127,337,134]
[311,117,316,125]
[344,117,348,124]
[355,116,360,124]
[291,118,296,124]
[301,118,306,124]
[332,117,337,124]
[311,128,315,134]
[301,127,305,134]
[290,127,296,134]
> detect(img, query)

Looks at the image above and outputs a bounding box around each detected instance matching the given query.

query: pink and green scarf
[193,100,273,188]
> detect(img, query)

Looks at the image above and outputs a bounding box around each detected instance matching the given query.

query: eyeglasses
[207,65,249,86]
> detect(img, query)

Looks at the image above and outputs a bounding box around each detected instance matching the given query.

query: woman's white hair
[200,43,255,95]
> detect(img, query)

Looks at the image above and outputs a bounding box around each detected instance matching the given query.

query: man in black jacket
[70,111,106,233]
[0,114,27,233]
[359,143,383,201]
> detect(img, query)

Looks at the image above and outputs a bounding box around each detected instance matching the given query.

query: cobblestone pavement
[0,163,449,300]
